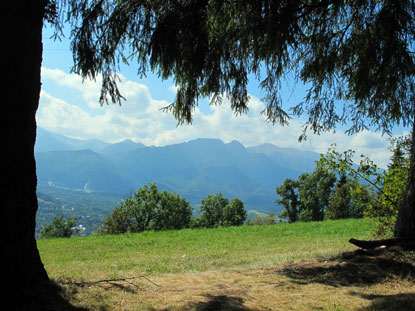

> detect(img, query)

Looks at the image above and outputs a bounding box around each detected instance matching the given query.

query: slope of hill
[35,149,134,195]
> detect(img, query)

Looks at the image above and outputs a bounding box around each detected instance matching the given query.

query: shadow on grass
[16,279,88,311]
[352,292,415,311]
[278,246,415,287]
[178,295,259,311]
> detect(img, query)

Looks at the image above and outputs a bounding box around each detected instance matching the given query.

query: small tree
[223,198,247,226]
[298,166,336,222]
[198,193,229,228]
[39,215,78,239]
[348,179,370,219]
[276,178,300,223]
[325,175,352,220]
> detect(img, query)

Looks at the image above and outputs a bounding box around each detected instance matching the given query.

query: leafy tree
[275,178,300,223]
[319,138,410,236]
[275,155,368,222]
[388,137,410,171]
[297,165,336,222]
[325,175,352,220]
[99,204,130,235]
[198,193,229,228]
[10,0,415,295]
[223,198,247,226]
[371,137,410,236]
[124,183,159,232]
[152,191,193,230]
[39,215,78,238]
[318,145,383,213]
[100,183,192,234]
[349,179,371,219]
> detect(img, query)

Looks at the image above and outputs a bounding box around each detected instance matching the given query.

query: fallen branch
[349,237,413,249]
[60,275,160,288]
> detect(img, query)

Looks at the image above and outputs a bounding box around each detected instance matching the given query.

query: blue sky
[38,25,410,169]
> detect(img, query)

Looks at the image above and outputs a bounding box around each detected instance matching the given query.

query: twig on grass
[59,275,161,289]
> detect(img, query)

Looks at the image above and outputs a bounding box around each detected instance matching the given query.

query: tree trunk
[5,0,49,299]
[394,119,415,240]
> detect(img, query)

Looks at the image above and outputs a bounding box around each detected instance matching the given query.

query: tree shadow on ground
[351,292,415,311]
[277,246,415,287]
[15,279,88,311]
[158,295,259,311]
[191,295,257,311]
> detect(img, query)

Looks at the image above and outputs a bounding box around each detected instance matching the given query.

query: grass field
[38,218,415,310]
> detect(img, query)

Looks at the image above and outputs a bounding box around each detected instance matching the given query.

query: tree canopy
[276,178,300,223]
[53,0,414,137]
[198,193,229,228]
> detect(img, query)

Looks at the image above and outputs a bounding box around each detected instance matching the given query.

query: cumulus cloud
[38,68,402,168]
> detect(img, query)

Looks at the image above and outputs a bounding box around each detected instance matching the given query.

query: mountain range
[35,127,320,213]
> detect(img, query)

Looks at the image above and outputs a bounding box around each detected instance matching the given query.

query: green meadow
[37,219,415,311]
[39,218,374,280]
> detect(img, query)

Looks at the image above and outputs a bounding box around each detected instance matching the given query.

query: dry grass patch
[61,247,415,311]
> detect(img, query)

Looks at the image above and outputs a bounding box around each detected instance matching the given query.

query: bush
[246,212,279,226]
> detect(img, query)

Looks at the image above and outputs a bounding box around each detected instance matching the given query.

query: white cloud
[38,68,402,168]
[42,67,102,109]
[168,84,178,94]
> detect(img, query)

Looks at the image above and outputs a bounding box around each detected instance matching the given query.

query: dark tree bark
[5,0,49,298]
[394,120,415,240]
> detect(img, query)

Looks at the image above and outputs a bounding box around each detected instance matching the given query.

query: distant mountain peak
[121,139,135,143]
[227,140,244,146]
[101,139,144,155]
[226,140,246,152]
[247,143,281,155]
[190,138,224,144]
[36,127,110,153]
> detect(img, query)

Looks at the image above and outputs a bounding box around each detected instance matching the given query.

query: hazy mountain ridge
[35,127,320,212]
[36,127,112,153]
